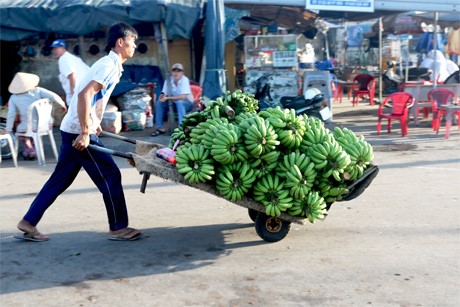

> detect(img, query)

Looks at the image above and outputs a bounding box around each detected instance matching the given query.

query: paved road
[1,102,459,306]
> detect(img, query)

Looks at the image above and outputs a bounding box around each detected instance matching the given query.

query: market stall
[243,34,299,103]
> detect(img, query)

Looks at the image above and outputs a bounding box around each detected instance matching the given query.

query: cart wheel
[248,209,258,222]
[255,213,291,242]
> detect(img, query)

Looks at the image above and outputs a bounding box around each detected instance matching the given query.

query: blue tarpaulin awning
[202,0,227,100]
[0,0,204,41]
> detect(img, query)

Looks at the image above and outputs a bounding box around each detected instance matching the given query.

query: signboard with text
[306,0,374,13]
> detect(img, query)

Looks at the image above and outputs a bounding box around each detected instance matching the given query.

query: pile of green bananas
[170,90,374,223]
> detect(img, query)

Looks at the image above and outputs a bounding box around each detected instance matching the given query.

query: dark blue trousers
[23,131,128,231]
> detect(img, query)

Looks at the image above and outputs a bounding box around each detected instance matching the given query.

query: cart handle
[87,144,133,159]
[100,131,137,144]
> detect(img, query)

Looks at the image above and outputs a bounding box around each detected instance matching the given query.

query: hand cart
[89,131,379,242]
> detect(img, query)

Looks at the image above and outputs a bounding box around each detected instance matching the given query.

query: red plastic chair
[377,92,414,137]
[428,88,457,130]
[190,84,204,112]
[428,88,459,138]
[351,74,375,106]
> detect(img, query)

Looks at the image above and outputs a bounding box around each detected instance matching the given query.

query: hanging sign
[306,0,374,13]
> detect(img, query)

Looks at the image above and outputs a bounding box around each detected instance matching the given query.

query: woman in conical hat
[0,72,67,160]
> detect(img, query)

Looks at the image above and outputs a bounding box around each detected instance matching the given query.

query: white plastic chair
[15,98,58,166]
[0,133,18,167]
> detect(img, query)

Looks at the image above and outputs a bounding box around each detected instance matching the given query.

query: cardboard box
[101,111,122,134]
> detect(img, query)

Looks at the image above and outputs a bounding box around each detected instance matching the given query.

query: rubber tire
[248,209,258,222]
[254,213,291,243]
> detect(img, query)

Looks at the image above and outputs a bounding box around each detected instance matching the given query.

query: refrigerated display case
[243,35,299,103]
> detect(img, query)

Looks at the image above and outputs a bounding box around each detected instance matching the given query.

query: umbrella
[202,0,227,100]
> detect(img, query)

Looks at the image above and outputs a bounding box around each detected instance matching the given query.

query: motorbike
[382,60,432,93]
[279,87,332,123]
[444,70,460,84]
[255,76,332,122]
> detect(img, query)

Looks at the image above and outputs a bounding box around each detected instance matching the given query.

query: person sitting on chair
[152,63,193,136]
[1,72,67,160]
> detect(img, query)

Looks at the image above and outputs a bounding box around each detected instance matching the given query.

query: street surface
[1,101,459,306]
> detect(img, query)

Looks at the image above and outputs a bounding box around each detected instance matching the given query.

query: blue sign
[306,0,375,12]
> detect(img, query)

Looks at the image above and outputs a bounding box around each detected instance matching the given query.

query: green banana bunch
[223,89,259,115]
[249,150,280,179]
[332,126,365,148]
[300,117,330,151]
[211,125,247,164]
[206,96,237,119]
[253,174,293,217]
[342,139,374,181]
[315,176,349,203]
[216,161,256,202]
[276,150,317,199]
[287,190,327,223]
[277,108,306,149]
[233,112,256,126]
[169,127,189,148]
[307,138,351,182]
[175,144,215,184]
[179,111,207,130]
[243,116,280,158]
[259,107,305,150]
[194,118,229,149]
[258,106,287,129]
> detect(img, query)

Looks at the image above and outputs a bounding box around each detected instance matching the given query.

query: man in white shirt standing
[51,39,90,106]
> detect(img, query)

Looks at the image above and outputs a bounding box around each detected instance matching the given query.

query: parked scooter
[444,70,460,84]
[255,76,331,122]
[280,87,332,123]
[383,60,432,93]
[254,75,282,110]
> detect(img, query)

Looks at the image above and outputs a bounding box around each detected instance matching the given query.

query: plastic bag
[155,140,180,164]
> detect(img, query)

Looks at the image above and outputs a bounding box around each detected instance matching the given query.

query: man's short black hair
[107,22,138,50]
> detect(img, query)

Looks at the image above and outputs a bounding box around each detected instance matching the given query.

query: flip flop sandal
[108,228,141,241]
[14,231,49,242]
[151,130,166,137]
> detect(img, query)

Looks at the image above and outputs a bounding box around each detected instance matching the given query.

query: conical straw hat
[8,72,40,94]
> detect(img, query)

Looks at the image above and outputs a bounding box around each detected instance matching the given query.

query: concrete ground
[1,99,459,307]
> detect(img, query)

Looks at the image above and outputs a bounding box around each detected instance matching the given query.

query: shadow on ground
[1,222,265,294]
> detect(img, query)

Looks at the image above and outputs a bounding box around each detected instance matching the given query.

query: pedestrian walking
[15,22,141,242]
[51,39,90,106]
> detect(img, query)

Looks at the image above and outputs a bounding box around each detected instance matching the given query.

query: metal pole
[159,23,175,133]
[433,12,439,89]
[405,39,409,83]
[378,17,383,104]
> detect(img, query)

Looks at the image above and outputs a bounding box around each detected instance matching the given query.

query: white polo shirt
[60,51,123,134]
[58,51,90,102]
[161,75,194,103]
